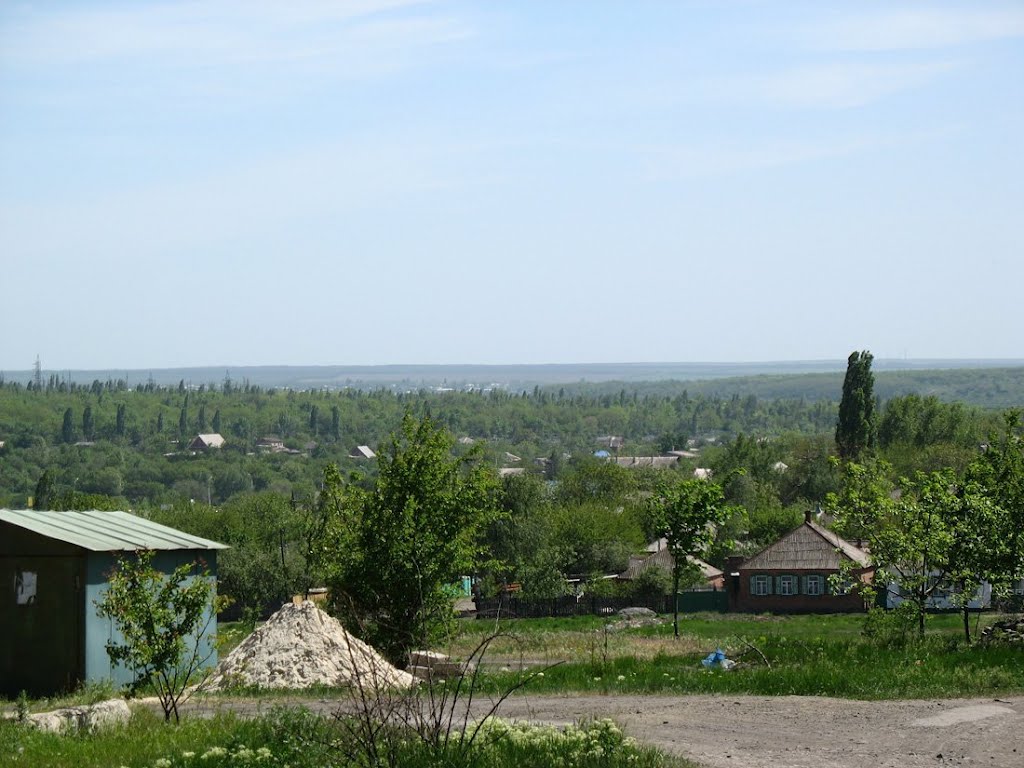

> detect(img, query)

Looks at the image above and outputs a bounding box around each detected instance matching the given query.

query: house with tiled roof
[617,543,724,590]
[727,511,873,613]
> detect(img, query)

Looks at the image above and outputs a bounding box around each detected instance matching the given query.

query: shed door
[0,556,84,697]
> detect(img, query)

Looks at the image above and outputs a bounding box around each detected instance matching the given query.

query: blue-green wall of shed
[84,550,220,688]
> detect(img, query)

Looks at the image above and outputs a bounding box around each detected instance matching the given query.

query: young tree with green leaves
[648,477,730,637]
[315,413,499,664]
[836,350,876,461]
[829,461,955,637]
[966,412,1024,581]
[944,480,1011,642]
[95,550,225,722]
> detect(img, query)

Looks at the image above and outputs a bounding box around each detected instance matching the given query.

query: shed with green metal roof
[0,509,227,697]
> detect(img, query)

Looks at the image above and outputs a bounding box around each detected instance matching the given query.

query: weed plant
[0,707,691,768]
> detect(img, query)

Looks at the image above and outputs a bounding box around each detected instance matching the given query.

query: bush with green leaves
[95,549,226,722]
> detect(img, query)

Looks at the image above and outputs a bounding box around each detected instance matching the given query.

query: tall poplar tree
[82,406,95,441]
[62,407,75,444]
[836,350,876,461]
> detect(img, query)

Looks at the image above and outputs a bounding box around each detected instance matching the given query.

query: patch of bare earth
[480,694,1024,768]
[167,691,1023,767]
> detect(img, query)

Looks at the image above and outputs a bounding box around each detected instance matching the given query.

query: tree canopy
[315,413,499,664]
[836,350,876,461]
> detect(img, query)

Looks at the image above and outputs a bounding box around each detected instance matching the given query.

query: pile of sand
[205,601,416,691]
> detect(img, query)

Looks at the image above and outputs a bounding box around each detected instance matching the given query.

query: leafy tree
[156,410,164,434]
[115,403,127,437]
[836,350,876,461]
[82,406,95,441]
[317,413,499,664]
[95,549,225,722]
[51,489,123,511]
[556,457,634,505]
[211,409,222,434]
[33,470,55,510]
[648,477,730,637]
[964,411,1024,606]
[829,461,955,637]
[944,479,1011,642]
[548,501,643,576]
[197,404,207,432]
[61,407,75,444]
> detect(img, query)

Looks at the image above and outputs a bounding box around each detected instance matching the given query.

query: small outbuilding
[0,509,227,697]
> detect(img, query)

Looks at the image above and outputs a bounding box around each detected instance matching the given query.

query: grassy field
[445,612,1024,700]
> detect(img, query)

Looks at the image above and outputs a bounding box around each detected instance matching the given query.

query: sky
[1,0,1022,369]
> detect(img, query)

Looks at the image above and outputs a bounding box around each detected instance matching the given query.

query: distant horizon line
[4,358,1024,375]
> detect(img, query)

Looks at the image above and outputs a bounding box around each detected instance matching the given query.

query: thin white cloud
[805,7,1024,52]
[0,0,468,71]
[742,60,957,110]
[637,126,961,180]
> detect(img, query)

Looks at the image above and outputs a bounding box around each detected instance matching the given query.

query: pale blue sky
[2,1,1022,369]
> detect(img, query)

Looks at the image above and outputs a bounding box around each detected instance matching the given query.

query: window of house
[779,575,796,595]
[752,574,770,596]
[805,574,823,596]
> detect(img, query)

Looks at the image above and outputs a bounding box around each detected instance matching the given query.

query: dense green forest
[552,366,1024,409]
[0,375,848,508]
[1,367,1018,615]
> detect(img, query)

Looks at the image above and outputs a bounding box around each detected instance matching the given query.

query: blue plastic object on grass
[701,648,727,667]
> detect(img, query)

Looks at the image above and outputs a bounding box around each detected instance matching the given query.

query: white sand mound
[206,601,416,690]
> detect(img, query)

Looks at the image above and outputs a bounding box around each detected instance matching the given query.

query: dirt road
[173,693,1024,768]
[484,694,1024,768]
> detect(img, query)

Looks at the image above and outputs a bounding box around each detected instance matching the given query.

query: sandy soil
[172,692,1024,768]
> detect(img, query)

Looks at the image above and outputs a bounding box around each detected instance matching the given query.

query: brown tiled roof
[741,520,870,570]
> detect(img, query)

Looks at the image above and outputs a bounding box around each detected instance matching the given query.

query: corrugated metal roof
[0,509,228,552]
